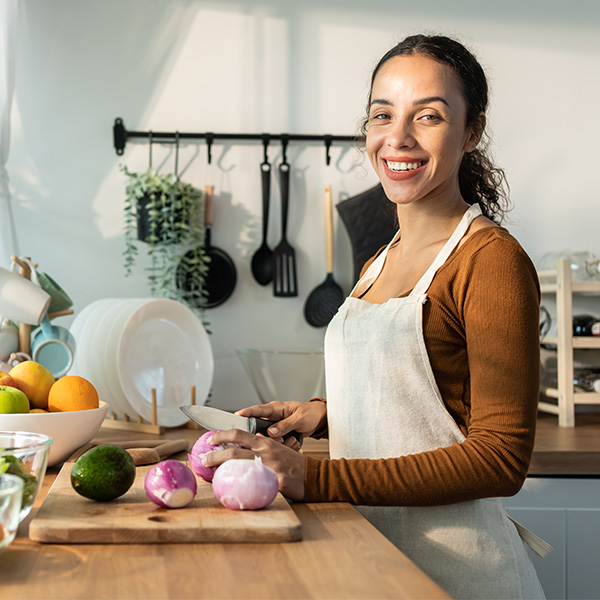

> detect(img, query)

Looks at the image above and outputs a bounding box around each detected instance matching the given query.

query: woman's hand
[202,429,306,501]
[236,400,327,445]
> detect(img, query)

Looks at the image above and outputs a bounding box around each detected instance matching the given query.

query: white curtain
[0,0,19,268]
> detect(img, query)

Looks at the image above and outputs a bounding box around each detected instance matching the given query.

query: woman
[205,34,547,599]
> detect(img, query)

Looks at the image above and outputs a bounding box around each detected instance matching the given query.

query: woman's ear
[464,113,486,153]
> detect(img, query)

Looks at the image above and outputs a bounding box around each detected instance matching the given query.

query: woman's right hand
[235,400,327,444]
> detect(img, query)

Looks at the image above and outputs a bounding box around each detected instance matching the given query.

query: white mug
[0,318,18,362]
[0,267,51,325]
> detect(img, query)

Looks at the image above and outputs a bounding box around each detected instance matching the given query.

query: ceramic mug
[31,317,76,378]
[11,258,72,314]
[0,319,19,362]
[0,267,51,326]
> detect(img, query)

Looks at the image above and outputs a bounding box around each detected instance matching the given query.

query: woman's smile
[382,157,428,180]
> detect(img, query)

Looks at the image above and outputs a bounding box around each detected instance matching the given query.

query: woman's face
[366,53,480,209]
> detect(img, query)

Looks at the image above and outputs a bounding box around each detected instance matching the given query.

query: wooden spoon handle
[204,185,214,227]
[127,448,160,465]
[155,439,189,459]
[324,185,333,274]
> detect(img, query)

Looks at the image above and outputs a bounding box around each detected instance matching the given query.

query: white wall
[6,0,600,410]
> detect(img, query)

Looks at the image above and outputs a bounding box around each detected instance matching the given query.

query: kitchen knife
[179,405,303,448]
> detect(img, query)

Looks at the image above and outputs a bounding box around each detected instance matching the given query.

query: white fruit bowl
[0,401,108,467]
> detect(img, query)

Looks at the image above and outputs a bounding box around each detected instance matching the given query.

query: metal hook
[174,132,180,179]
[206,133,214,165]
[281,134,289,164]
[324,135,333,166]
[148,130,153,169]
[262,135,270,165]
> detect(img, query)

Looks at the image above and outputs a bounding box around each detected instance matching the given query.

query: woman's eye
[369,113,390,122]
[419,113,441,122]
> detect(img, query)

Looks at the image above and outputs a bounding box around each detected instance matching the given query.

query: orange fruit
[9,361,55,410]
[48,376,99,412]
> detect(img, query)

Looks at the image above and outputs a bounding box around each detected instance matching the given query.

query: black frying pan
[177,185,237,309]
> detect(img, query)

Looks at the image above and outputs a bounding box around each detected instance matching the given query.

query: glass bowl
[0,473,24,551]
[236,349,325,404]
[0,431,52,521]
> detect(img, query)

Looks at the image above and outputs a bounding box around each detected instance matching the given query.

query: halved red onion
[212,456,279,510]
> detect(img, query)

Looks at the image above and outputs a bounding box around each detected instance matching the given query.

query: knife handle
[252,417,303,449]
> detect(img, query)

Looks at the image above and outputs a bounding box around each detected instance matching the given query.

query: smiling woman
[204,34,547,600]
[360,34,508,223]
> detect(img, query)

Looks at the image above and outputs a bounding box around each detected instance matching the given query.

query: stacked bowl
[69,298,213,428]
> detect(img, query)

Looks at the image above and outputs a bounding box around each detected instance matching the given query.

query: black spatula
[272,160,298,297]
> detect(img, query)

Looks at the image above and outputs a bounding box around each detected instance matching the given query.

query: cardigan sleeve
[304,235,540,506]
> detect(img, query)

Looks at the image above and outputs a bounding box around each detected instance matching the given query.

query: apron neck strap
[411,203,482,297]
[349,227,401,297]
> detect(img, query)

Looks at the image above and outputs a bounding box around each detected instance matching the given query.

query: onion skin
[188,429,239,483]
[213,456,279,510]
[144,460,197,509]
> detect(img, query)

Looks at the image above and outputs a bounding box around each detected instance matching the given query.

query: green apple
[0,385,30,414]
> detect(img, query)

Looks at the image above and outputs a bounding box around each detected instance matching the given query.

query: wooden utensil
[67,439,189,466]
[304,185,344,327]
[272,161,298,297]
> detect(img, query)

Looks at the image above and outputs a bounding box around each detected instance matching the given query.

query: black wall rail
[113,118,361,165]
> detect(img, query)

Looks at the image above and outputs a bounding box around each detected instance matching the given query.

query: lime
[0,385,30,414]
[71,445,136,502]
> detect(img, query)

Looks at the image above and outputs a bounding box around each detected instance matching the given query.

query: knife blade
[179,405,303,447]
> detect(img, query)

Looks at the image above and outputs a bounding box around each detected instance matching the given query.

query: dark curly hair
[360,34,510,223]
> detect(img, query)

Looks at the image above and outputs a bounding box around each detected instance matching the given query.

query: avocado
[71,445,136,502]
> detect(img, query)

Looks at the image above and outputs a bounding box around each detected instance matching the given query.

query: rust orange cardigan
[303,226,540,506]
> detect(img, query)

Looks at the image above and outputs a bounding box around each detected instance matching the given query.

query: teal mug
[31,317,76,378]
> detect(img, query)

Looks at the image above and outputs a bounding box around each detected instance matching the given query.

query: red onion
[188,429,239,483]
[212,456,279,510]
[144,460,197,508]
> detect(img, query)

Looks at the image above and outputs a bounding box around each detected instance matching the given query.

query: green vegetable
[70,445,136,502]
[0,453,37,509]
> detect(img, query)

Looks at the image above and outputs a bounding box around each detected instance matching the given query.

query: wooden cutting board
[29,461,302,544]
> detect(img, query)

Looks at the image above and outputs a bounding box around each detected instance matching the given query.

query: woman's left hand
[202,429,306,501]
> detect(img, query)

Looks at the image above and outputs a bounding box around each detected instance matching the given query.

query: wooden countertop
[0,426,450,600]
[3,410,598,600]
[529,412,600,476]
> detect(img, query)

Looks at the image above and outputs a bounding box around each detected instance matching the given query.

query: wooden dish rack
[102,387,202,435]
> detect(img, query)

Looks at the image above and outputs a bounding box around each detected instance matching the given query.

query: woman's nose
[386,120,415,149]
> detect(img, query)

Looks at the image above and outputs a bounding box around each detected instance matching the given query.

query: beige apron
[325,204,547,600]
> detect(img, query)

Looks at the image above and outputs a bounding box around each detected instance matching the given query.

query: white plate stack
[69,298,213,427]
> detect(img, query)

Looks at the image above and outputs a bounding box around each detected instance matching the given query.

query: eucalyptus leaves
[121,165,210,316]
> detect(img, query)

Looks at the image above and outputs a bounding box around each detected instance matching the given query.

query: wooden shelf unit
[538,258,600,427]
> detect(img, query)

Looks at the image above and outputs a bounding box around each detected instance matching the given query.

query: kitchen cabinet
[538,258,600,426]
[504,477,600,600]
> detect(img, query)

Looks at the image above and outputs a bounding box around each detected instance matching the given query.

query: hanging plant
[121,165,210,319]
